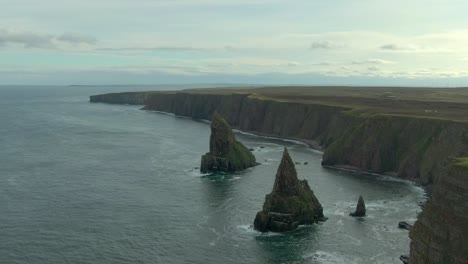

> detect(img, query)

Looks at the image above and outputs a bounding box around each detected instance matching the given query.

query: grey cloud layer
[0,29,97,49]
[309,40,342,50]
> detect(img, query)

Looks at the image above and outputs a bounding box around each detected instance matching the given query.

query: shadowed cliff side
[200,112,256,173]
[254,148,324,232]
[409,158,468,264]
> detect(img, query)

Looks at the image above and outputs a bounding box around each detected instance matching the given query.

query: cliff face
[254,148,324,232]
[138,92,468,185]
[409,159,468,264]
[322,115,468,185]
[200,112,256,173]
[90,92,147,105]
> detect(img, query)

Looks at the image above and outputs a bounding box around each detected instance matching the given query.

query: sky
[1,0,468,86]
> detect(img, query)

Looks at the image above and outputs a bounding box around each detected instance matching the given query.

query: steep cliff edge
[200,112,257,173]
[90,92,147,105]
[409,158,468,264]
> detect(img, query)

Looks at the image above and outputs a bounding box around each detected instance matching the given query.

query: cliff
[90,87,468,262]
[254,148,324,232]
[200,112,257,173]
[92,91,468,186]
[90,92,147,105]
[409,158,468,264]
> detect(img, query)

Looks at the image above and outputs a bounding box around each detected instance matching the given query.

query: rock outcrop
[409,158,468,264]
[200,112,256,173]
[398,221,411,230]
[254,148,324,232]
[350,195,366,217]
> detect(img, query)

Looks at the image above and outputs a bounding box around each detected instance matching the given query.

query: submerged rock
[200,112,257,173]
[350,195,366,217]
[254,148,324,232]
[398,221,412,230]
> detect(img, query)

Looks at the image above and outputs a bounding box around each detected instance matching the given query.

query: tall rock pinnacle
[350,195,366,217]
[254,148,325,232]
[200,112,257,173]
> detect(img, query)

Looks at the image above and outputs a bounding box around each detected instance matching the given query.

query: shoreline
[144,107,425,191]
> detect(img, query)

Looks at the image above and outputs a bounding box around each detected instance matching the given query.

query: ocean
[0,85,426,264]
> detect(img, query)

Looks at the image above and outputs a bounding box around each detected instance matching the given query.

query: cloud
[0,29,54,49]
[96,46,204,52]
[379,44,423,51]
[57,33,97,45]
[287,61,300,66]
[309,40,341,50]
[351,59,395,65]
[0,28,96,49]
[380,43,451,53]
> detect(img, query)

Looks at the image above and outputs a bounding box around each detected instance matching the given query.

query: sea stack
[200,112,257,173]
[254,148,324,232]
[350,195,366,217]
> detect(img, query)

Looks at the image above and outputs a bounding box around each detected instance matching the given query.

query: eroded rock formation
[254,148,324,232]
[200,112,256,173]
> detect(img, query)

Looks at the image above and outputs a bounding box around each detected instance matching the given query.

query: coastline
[90,87,468,264]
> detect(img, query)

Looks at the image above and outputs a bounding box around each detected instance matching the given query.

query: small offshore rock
[398,221,412,230]
[303,162,308,165]
[350,195,366,217]
[399,255,409,264]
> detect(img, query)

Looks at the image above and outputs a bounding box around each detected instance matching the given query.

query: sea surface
[0,85,426,264]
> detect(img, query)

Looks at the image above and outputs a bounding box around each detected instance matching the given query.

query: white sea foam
[228,176,241,181]
[185,168,209,177]
[303,251,361,264]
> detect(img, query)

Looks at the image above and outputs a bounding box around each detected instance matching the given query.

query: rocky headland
[90,86,468,263]
[200,112,257,173]
[254,148,324,232]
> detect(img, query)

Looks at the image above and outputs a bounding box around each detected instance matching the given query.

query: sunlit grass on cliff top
[139,86,468,122]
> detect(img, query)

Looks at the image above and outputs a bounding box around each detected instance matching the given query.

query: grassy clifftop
[453,157,468,171]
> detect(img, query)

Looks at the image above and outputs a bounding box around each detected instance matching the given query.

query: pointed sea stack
[350,195,366,217]
[254,148,324,232]
[200,112,257,173]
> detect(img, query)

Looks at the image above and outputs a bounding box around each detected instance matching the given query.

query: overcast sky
[1,0,468,86]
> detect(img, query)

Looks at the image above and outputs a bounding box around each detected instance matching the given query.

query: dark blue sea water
[0,85,426,264]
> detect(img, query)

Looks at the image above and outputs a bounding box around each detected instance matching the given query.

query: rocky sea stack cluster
[254,148,325,232]
[200,112,257,173]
